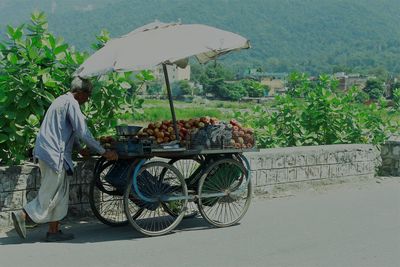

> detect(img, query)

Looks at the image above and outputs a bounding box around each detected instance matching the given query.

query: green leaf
[4,111,16,120]
[42,73,51,84]
[27,114,39,126]
[136,70,155,81]
[0,133,8,143]
[15,130,24,137]
[48,35,56,49]
[38,68,50,76]
[120,81,131,89]
[14,122,25,129]
[43,90,55,102]
[28,46,39,60]
[0,42,6,52]
[32,104,44,116]
[7,53,18,64]
[6,25,15,39]
[0,94,7,103]
[16,109,30,122]
[18,96,30,108]
[9,134,15,142]
[13,26,23,40]
[54,43,68,55]
[28,75,39,84]
[44,80,57,88]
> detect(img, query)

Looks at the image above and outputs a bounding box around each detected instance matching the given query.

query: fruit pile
[138,117,255,149]
[229,119,255,149]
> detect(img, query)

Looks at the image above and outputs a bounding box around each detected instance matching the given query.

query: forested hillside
[1,0,399,74]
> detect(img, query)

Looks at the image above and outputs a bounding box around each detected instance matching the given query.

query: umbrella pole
[162,63,180,142]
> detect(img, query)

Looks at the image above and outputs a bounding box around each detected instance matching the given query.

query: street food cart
[76,21,258,236]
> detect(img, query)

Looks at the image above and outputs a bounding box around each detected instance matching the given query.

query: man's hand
[102,150,118,161]
[79,147,91,159]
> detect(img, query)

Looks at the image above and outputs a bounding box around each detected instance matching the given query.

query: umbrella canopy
[75,21,250,78]
[75,21,250,142]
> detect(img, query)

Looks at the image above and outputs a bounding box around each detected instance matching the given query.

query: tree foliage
[0,12,150,164]
[171,80,193,98]
[146,81,163,96]
[236,73,398,148]
[1,0,399,75]
[392,88,400,110]
[197,64,268,100]
[198,63,234,97]
[240,79,268,97]
[363,79,385,100]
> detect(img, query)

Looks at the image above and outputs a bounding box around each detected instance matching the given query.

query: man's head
[70,77,93,105]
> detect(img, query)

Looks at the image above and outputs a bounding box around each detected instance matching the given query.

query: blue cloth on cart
[104,160,173,211]
[104,160,162,194]
[104,160,131,193]
[104,160,158,192]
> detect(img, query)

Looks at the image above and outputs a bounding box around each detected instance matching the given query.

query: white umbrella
[75,21,250,140]
[76,21,250,77]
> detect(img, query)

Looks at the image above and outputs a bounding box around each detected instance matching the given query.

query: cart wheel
[197,158,252,227]
[89,159,128,226]
[168,156,204,182]
[165,157,203,219]
[124,161,188,236]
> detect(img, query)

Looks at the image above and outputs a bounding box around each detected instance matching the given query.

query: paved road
[1,177,399,267]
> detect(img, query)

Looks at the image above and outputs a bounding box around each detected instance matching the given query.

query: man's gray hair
[70,77,93,93]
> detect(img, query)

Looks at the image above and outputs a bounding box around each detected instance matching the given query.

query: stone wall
[0,160,96,229]
[0,144,380,228]
[380,137,400,176]
[244,144,380,193]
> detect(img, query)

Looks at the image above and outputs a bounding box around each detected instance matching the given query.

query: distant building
[241,68,288,96]
[241,68,287,80]
[261,76,287,96]
[153,64,191,82]
[333,72,368,90]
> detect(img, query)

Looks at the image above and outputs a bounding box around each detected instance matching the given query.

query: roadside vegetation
[236,73,399,148]
[126,99,263,125]
[1,12,400,165]
[0,12,151,164]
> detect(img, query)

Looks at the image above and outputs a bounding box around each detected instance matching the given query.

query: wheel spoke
[198,157,252,227]
[89,160,132,227]
[124,161,188,236]
[169,158,201,219]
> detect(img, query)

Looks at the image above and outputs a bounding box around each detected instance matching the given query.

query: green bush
[240,79,269,97]
[355,88,370,103]
[222,83,247,101]
[0,12,150,164]
[140,107,223,122]
[363,79,385,100]
[236,73,398,148]
[146,81,163,95]
[393,88,400,110]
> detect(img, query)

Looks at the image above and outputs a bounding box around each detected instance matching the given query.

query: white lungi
[24,160,70,223]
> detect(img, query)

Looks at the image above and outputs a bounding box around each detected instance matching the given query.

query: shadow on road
[0,216,222,245]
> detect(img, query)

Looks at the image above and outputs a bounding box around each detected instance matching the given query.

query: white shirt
[33,92,105,173]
